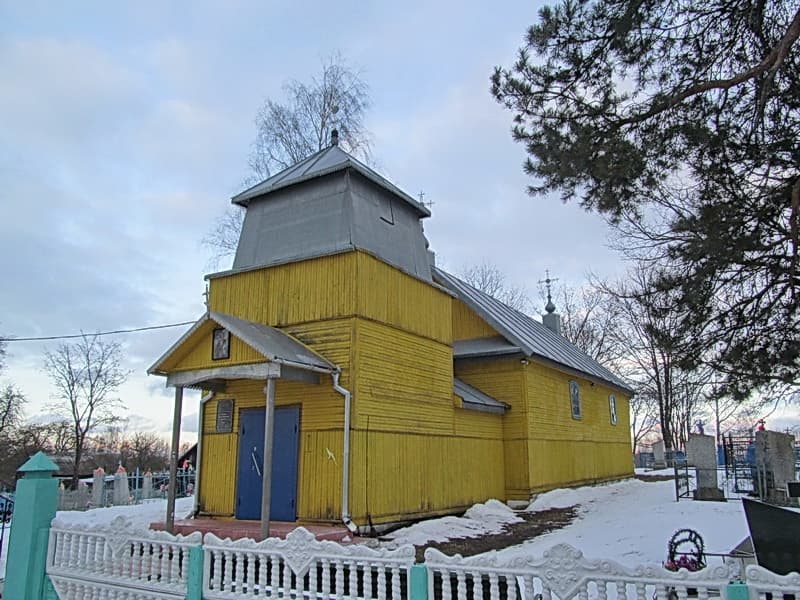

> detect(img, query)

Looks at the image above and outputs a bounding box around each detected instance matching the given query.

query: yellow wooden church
[149,139,633,533]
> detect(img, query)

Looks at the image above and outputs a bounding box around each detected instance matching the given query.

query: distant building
[150,141,633,531]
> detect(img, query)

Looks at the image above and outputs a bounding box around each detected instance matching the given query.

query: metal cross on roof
[538,270,559,313]
[418,191,435,210]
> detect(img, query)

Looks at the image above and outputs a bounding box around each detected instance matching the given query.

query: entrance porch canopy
[147,311,339,538]
[148,311,337,389]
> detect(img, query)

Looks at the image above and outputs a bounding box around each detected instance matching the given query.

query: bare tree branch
[205,52,372,266]
[0,383,24,438]
[44,334,128,488]
[461,263,530,312]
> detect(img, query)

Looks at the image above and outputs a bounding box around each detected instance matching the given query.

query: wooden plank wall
[525,361,633,492]
[455,357,531,501]
[451,299,498,341]
[349,317,505,525]
[208,252,357,325]
[159,320,264,373]
[355,252,451,344]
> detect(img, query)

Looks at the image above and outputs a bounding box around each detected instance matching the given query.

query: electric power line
[0,321,195,343]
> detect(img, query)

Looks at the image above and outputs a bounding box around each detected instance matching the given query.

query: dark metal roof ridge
[230,147,430,217]
[433,267,531,352]
[453,347,524,359]
[230,146,335,205]
[205,248,355,280]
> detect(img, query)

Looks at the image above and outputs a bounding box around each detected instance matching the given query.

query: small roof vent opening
[330,128,339,146]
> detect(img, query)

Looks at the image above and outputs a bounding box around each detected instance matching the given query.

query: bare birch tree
[44,334,128,488]
[599,266,713,454]
[249,52,371,180]
[0,383,25,438]
[0,330,27,444]
[544,282,659,448]
[461,262,530,312]
[204,52,372,267]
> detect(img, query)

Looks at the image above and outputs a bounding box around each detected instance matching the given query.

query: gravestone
[92,467,105,507]
[687,433,724,500]
[754,430,795,503]
[652,440,666,468]
[142,471,153,500]
[113,465,130,505]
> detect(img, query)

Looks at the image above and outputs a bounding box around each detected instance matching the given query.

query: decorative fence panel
[46,516,202,599]
[425,543,747,600]
[202,527,416,599]
[39,522,800,600]
[744,564,800,600]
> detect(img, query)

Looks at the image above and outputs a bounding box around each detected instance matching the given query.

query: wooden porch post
[260,377,277,539]
[166,385,183,534]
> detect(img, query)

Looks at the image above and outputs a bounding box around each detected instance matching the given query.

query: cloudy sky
[0,1,638,439]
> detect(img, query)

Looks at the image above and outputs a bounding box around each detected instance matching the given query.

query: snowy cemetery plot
[382,471,751,569]
[52,495,195,528]
[56,468,196,511]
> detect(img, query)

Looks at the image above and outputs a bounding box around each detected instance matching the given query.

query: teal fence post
[186,544,204,600]
[725,582,749,600]
[4,451,59,600]
[410,564,428,600]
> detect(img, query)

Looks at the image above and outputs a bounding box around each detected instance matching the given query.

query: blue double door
[235,406,300,521]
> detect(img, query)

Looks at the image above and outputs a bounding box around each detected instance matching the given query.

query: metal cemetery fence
[56,468,196,511]
[0,492,13,564]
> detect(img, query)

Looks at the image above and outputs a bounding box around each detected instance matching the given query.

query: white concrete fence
[39,517,800,600]
[203,527,415,599]
[425,542,800,599]
[46,516,202,599]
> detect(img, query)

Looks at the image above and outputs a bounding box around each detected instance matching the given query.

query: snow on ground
[53,496,195,527]
[386,475,750,566]
[385,499,523,546]
[511,477,748,564]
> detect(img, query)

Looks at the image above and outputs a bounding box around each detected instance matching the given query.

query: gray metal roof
[210,312,336,371]
[453,336,522,359]
[434,268,633,393]
[230,165,433,281]
[231,145,431,217]
[148,311,336,375]
[454,378,508,414]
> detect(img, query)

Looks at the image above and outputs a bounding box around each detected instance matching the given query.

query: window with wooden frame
[569,380,582,419]
[609,394,618,425]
